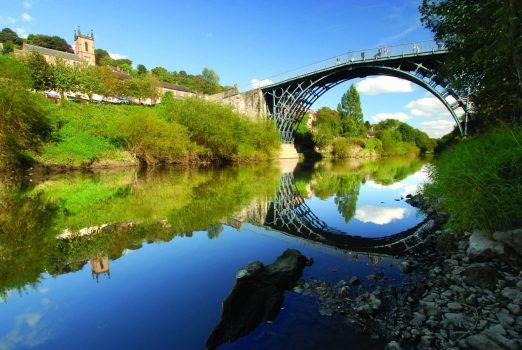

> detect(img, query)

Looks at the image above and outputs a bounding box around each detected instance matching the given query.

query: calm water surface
[0,157,430,350]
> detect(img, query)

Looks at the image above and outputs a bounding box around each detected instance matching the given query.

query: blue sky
[0,0,458,137]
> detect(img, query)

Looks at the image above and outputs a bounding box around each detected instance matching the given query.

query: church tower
[74,26,95,66]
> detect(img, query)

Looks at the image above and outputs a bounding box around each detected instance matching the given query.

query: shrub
[159,97,279,161]
[0,78,51,166]
[108,109,194,165]
[423,126,522,232]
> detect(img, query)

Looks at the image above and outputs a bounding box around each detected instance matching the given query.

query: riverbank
[293,193,522,349]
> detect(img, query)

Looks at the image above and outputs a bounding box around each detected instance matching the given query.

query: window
[85,42,89,52]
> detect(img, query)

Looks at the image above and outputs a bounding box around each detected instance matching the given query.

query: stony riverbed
[293,195,522,349]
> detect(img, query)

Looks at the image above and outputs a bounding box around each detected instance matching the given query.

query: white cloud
[405,97,451,117]
[420,119,455,138]
[15,27,28,38]
[356,76,414,95]
[23,1,32,9]
[21,12,32,22]
[355,205,408,225]
[109,52,128,60]
[371,112,411,123]
[251,78,273,88]
[0,16,17,25]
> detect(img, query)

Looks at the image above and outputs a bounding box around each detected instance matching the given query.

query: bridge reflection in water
[261,172,434,256]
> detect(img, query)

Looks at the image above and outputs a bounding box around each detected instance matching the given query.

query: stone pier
[279,144,300,159]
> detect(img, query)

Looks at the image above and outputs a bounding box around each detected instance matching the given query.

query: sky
[0,0,458,137]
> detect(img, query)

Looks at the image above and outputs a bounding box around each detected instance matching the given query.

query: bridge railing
[244,40,445,91]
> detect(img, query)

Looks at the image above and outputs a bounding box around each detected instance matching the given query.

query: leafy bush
[0,57,51,166]
[423,126,522,232]
[159,97,280,161]
[107,109,194,165]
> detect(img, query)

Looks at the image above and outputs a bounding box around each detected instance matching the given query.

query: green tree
[52,57,78,98]
[0,57,51,165]
[313,107,342,147]
[337,84,366,137]
[26,34,73,53]
[94,48,110,65]
[151,66,172,82]
[0,27,22,46]
[420,0,522,124]
[202,67,220,85]
[1,41,14,54]
[77,65,102,101]
[23,50,54,91]
[137,64,148,76]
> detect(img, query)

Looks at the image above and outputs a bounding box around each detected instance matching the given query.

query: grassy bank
[0,55,280,169]
[422,126,522,232]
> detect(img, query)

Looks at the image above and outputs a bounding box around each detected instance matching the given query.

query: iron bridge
[256,41,469,143]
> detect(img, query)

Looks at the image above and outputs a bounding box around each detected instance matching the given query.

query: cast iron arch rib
[261,51,468,144]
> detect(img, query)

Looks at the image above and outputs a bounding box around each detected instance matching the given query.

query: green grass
[423,126,522,232]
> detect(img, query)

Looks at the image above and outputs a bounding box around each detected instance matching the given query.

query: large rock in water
[205,249,313,350]
[467,231,505,261]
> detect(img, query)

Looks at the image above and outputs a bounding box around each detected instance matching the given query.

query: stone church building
[15,27,95,66]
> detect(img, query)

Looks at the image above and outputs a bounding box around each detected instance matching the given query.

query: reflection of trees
[300,156,428,223]
[366,157,426,185]
[0,164,280,299]
[311,172,363,222]
[0,185,58,299]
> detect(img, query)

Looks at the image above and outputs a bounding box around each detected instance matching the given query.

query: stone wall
[209,89,267,120]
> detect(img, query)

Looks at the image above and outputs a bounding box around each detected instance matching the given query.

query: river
[0,156,431,350]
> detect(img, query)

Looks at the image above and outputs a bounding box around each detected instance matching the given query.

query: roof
[161,82,193,93]
[23,43,82,62]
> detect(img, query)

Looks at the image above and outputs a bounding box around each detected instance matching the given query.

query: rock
[385,340,402,350]
[463,264,500,290]
[410,312,426,327]
[493,229,522,255]
[467,231,505,261]
[501,287,522,303]
[497,310,515,326]
[516,280,522,291]
[421,301,441,317]
[447,302,464,311]
[441,313,471,329]
[507,303,521,316]
[400,261,416,273]
[370,293,382,310]
[349,276,361,286]
[483,324,519,350]
[205,249,312,350]
[450,285,465,294]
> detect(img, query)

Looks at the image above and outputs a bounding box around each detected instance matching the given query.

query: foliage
[159,96,280,161]
[313,107,342,147]
[337,84,366,137]
[26,33,73,53]
[423,126,522,232]
[94,48,110,65]
[374,119,432,155]
[0,58,51,166]
[202,67,220,85]
[124,74,161,99]
[420,0,522,125]
[23,50,54,91]
[107,109,194,165]
[0,27,22,45]
[137,64,148,76]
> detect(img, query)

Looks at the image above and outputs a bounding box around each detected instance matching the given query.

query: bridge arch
[261,50,469,143]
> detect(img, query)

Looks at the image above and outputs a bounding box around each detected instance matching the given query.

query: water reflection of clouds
[0,295,54,350]
[355,205,408,225]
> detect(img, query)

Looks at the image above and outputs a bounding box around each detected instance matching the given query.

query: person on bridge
[413,43,419,54]
[361,51,365,60]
